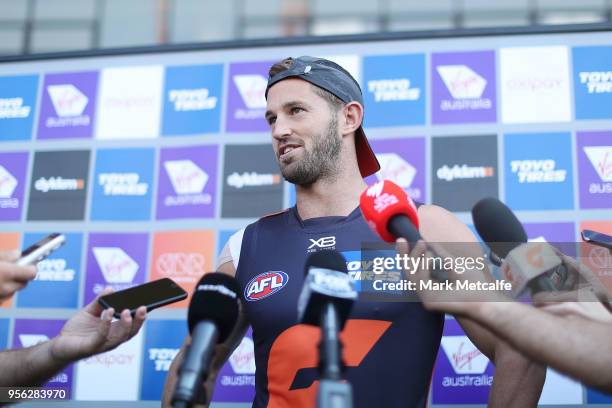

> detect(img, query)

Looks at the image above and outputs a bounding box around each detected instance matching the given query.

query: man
[0,250,37,303]
[163,56,545,407]
[397,238,612,393]
[0,248,147,388]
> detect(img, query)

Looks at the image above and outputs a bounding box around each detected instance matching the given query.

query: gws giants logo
[244,271,289,301]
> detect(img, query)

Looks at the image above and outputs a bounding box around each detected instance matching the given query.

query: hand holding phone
[581,229,612,250]
[17,233,66,266]
[98,278,188,318]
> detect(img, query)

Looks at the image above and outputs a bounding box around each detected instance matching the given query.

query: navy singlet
[233,205,444,408]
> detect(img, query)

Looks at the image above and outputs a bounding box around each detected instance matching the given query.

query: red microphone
[360,180,449,281]
[359,180,421,244]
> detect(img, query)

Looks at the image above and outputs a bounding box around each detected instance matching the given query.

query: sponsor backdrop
[0,27,611,408]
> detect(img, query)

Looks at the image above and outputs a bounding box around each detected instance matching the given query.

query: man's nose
[271,115,291,141]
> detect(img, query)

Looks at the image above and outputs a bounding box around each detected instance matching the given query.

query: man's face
[265,78,342,186]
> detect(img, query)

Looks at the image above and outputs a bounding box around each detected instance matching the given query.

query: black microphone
[172,273,240,408]
[472,197,564,295]
[298,250,357,331]
[298,250,356,408]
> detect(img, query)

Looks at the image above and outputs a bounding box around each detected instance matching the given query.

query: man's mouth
[279,144,302,160]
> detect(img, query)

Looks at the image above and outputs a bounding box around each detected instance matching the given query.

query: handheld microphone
[359,180,421,245]
[360,180,449,281]
[298,250,357,330]
[471,197,564,296]
[172,273,240,408]
[298,250,356,408]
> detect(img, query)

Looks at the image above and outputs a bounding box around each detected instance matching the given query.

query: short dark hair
[268,57,344,112]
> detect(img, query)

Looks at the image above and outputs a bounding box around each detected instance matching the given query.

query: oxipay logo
[0,165,18,208]
[233,75,267,110]
[367,79,420,102]
[92,247,139,284]
[509,160,566,183]
[169,88,217,112]
[579,71,612,94]
[34,177,84,192]
[436,165,494,182]
[244,271,289,301]
[0,97,31,119]
[227,172,281,189]
[99,173,148,196]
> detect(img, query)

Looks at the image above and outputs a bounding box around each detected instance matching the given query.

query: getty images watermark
[353,241,611,303]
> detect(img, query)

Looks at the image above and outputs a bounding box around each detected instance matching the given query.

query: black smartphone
[98,278,188,318]
[581,229,612,250]
[17,233,66,266]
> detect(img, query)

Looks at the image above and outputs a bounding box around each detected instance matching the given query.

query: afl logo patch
[244,271,289,301]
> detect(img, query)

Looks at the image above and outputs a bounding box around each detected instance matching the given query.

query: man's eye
[291,107,303,114]
[267,117,276,125]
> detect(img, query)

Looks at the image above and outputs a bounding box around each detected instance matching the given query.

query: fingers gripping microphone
[472,198,564,296]
[172,273,240,408]
[298,251,356,408]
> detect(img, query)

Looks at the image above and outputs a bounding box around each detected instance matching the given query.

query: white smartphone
[17,233,66,266]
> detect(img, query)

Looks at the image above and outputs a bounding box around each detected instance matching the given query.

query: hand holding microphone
[360,180,501,311]
[172,273,241,408]
[471,197,565,297]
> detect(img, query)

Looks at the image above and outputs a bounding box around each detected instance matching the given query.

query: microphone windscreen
[359,180,419,243]
[471,197,527,258]
[187,272,240,342]
[304,250,348,275]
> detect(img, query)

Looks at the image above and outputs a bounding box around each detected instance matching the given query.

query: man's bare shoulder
[417,204,477,243]
[217,260,237,277]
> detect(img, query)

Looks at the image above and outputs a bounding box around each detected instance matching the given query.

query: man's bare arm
[0,289,145,388]
[0,341,68,387]
[162,261,249,407]
[468,300,612,393]
[418,205,546,407]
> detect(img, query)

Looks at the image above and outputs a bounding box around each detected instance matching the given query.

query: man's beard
[279,116,342,186]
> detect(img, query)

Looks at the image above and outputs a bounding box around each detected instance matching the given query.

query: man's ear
[340,101,363,137]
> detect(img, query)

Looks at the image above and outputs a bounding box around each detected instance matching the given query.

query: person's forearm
[488,340,546,408]
[0,339,69,387]
[468,301,612,392]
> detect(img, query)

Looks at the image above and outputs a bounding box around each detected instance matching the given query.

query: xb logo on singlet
[307,236,336,253]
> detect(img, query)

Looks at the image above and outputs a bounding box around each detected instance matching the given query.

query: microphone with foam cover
[472,197,527,260]
[297,250,356,329]
[173,273,241,408]
[359,180,421,245]
[472,197,561,295]
[360,180,452,282]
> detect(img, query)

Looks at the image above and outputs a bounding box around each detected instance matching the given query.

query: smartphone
[98,278,188,318]
[17,233,66,266]
[581,229,612,250]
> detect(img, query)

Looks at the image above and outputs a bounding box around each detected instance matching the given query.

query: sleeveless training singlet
[229,205,444,408]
